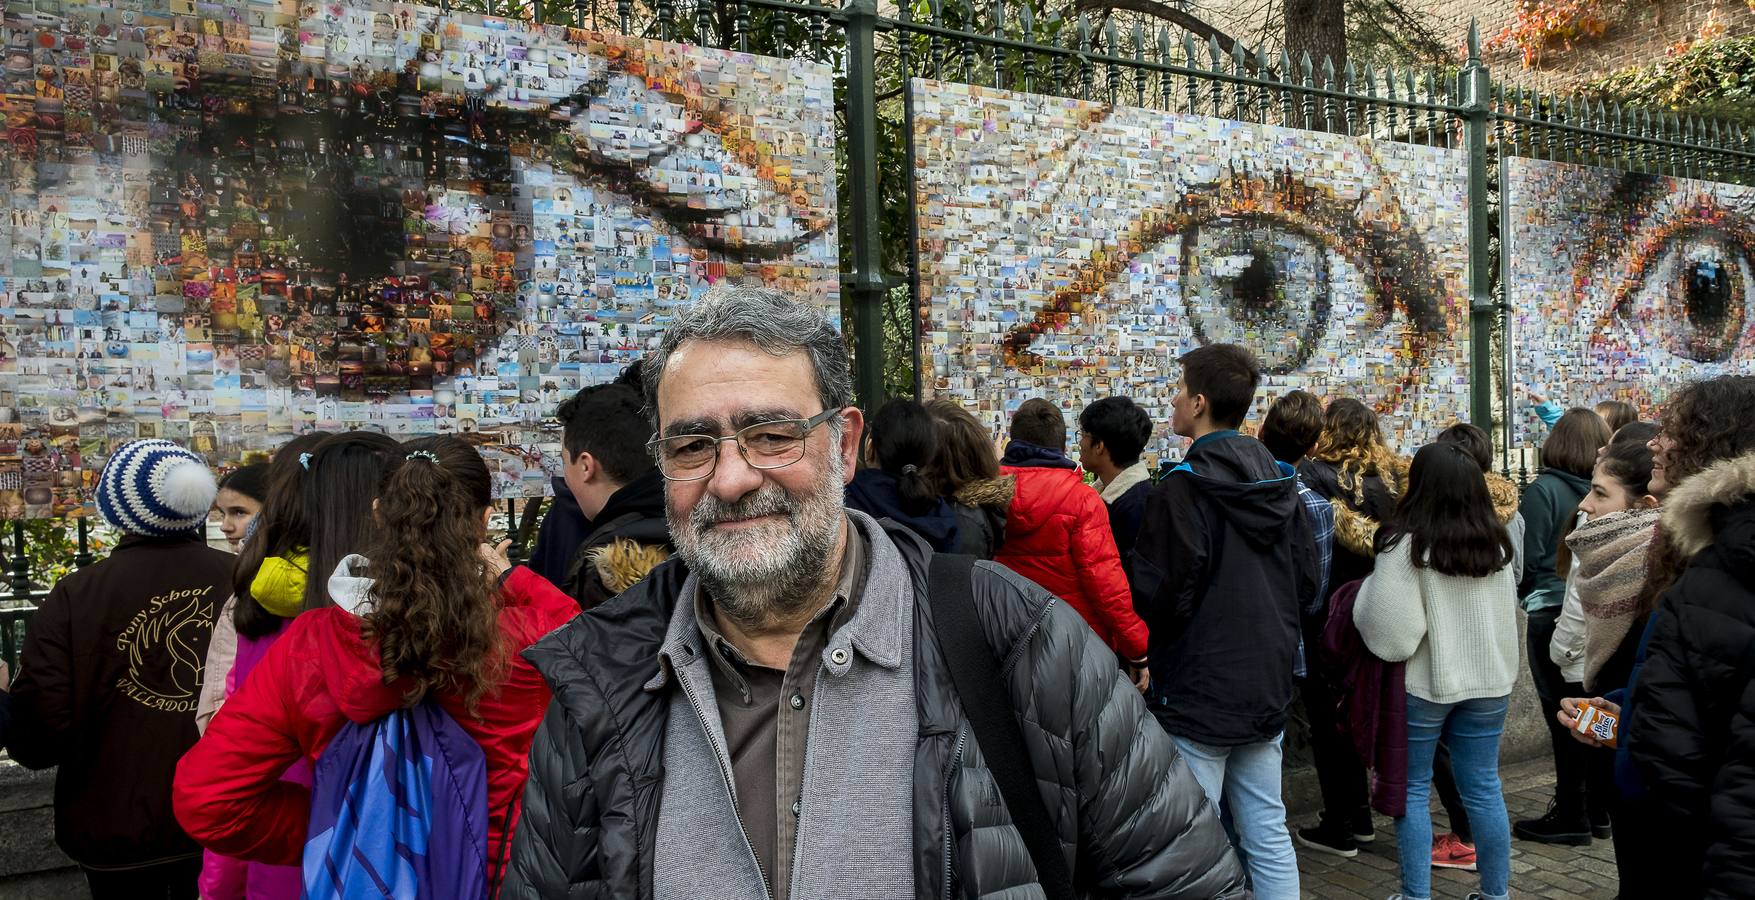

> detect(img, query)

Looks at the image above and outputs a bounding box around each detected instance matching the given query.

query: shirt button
[830,648,849,665]
[789,693,805,710]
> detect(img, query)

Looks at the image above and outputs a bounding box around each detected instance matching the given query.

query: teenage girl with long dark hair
[195,432,329,900]
[1294,397,1407,856]
[1353,442,1519,900]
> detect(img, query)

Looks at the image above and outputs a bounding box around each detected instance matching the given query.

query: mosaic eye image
[911,79,1472,460]
[0,0,839,517]
[1506,157,1755,443]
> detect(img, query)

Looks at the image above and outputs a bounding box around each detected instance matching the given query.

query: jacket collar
[113,532,204,551]
[1662,450,1755,557]
[1000,440,1078,470]
[1186,429,1241,455]
[595,468,667,525]
[1099,461,1151,503]
[646,510,909,693]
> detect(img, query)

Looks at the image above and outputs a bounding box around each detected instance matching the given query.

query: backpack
[303,699,491,900]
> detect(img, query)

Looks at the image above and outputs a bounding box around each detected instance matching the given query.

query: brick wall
[1179,0,1748,90]
[1483,0,1755,89]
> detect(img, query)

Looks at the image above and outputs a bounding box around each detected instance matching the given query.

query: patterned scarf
[1566,506,1662,689]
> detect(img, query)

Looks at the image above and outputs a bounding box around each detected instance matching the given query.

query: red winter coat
[172,566,578,869]
[996,463,1149,661]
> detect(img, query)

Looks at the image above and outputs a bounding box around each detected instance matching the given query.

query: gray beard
[669,453,846,631]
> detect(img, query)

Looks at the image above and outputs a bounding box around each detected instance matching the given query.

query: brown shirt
[694,521,869,900]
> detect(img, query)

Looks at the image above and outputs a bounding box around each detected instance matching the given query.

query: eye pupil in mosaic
[1508,158,1754,441]
[1184,216,1333,376]
[912,78,1471,459]
[0,0,838,518]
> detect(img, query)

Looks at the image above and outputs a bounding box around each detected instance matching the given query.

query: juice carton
[1574,702,1620,748]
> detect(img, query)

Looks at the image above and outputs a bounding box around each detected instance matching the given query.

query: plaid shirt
[1294,476,1335,678]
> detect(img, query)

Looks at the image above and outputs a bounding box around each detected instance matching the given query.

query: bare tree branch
[1070,0,1259,61]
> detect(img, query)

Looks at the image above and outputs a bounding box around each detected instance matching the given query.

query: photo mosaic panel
[911,79,1471,462]
[0,0,838,517]
[1506,156,1755,444]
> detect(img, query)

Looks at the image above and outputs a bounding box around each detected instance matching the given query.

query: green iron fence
[3,0,1754,654]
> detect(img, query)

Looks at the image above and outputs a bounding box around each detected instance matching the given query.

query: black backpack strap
[488,795,519,894]
[926,553,1076,897]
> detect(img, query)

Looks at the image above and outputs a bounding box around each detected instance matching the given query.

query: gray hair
[641,286,852,423]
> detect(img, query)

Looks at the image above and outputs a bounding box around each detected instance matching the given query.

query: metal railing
[0,500,546,672]
[4,0,1752,625]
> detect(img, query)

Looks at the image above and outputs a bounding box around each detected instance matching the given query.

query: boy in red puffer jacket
[995,398,1149,691]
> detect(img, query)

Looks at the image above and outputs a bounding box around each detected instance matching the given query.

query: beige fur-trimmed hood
[1332,501,1382,557]
[953,475,1016,510]
[1486,472,1520,525]
[1662,451,1755,558]
[589,538,672,595]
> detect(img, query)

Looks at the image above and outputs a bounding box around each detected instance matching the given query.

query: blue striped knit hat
[95,439,218,537]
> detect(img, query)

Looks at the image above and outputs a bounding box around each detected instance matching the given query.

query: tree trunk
[1283,0,1346,133]
[1283,0,1347,82]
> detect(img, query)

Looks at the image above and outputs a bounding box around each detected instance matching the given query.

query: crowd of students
[1,287,1753,899]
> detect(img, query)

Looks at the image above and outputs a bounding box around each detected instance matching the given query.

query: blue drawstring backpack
[303,700,490,900]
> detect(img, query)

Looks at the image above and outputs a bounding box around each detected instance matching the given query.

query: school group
[2,286,1752,900]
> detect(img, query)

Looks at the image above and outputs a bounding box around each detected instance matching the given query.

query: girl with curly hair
[1300,399,1408,581]
[173,435,578,888]
[1561,375,1755,899]
[1293,397,1410,857]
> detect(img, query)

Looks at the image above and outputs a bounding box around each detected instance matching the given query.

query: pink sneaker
[1431,832,1478,871]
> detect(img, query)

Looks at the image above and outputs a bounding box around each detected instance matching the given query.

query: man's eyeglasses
[647,407,844,481]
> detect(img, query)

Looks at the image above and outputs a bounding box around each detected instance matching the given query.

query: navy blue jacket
[844,468,961,553]
[528,476,592,583]
[1108,480,1151,567]
[1131,432,1318,746]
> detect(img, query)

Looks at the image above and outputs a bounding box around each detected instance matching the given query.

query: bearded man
[503,287,1244,899]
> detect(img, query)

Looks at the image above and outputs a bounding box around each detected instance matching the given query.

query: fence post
[1462,22,1494,429]
[8,521,30,597]
[844,0,888,411]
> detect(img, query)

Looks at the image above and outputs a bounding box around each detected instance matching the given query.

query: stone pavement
[1296,757,1621,900]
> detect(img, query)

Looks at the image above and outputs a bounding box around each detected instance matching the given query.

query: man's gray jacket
[502,517,1245,899]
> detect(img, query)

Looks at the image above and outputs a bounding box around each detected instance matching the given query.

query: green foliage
[1585,36,1755,126]
[6,518,108,596]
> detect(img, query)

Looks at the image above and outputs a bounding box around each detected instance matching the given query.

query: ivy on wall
[1487,0,1610,68]
[1586,35,1755,124]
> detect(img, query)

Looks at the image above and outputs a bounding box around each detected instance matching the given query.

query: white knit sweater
[1353,540,1520,704]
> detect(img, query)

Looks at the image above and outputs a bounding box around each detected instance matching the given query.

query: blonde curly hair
[1313,398,1405,505]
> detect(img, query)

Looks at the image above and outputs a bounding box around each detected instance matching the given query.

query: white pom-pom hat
[95,439,218,538]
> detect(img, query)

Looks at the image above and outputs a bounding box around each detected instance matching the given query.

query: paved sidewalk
[1295,757,1621,899]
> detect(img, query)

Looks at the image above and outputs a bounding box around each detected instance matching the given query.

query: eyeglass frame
[646,406,847,482]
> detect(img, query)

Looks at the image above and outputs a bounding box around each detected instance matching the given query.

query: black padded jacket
[1626,452,1755,900]
[502,520,1245,900]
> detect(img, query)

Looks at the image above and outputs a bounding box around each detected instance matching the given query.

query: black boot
[1590,807,1612,840]
[1294,818,1360,858]
[1513,800,1591,846]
